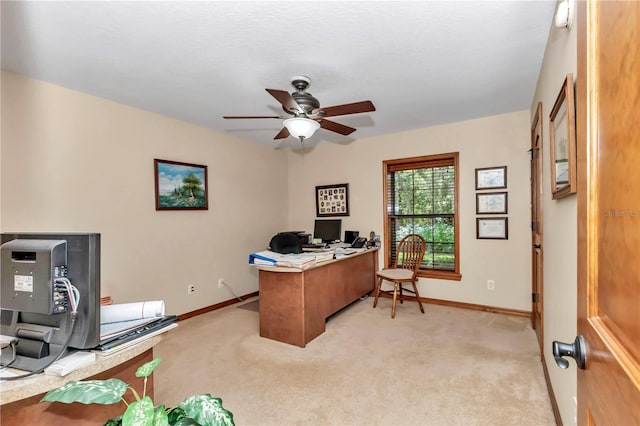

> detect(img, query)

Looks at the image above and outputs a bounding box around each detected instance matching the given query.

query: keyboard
[95,315,177,351]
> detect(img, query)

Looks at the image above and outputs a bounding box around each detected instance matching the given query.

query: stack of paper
[248,251,319,269]
[45,351,96,376]
[248,252,278,266]
[334,248,358,258]
[275,255,317,269]
[314,252,335,263]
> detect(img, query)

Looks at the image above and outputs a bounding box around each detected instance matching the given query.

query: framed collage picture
[316,183,349,217]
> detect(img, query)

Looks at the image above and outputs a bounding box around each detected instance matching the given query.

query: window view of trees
[384,153,459,278]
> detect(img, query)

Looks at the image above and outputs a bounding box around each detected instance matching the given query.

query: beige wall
[0,71,289,315]
[0,71,2,229]
[530,8,578,426]
[1,70,535,314]
[287,110,532,311]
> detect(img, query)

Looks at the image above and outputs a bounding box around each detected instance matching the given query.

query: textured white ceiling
[1,1,556,149]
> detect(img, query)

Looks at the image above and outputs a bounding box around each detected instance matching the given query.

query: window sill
[417,270,462,281]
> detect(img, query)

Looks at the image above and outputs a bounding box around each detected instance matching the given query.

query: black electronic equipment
[278,231,311,246]
[350,237,367,248]
[269,233,303,254]
[344,230,359,244]
[313,219,342,244]
[1,233,100,372]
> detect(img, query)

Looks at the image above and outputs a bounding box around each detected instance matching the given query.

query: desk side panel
[258,270,306,347]
[304,251,377,343]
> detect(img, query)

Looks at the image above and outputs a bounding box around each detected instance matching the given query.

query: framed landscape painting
[154,159,208,210]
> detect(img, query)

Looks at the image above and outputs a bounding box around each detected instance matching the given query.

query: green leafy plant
[41,357,234,426]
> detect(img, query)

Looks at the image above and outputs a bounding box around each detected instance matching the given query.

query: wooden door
[576,1,640,424]
[530,102,544,352]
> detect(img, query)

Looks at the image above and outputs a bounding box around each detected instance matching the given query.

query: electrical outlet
[187,284,195,295]
[217,278,225,288]
[487,280,495,290]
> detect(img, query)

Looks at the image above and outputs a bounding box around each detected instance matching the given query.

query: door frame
[530,102,544,354]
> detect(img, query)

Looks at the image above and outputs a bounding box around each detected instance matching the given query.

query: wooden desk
[0,336,161,425]
[257,248,378,347]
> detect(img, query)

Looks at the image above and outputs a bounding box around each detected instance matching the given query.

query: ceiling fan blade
[274,127,290,140]
[316,100,376,117]
[223,115,282,119]
[266,89,302,114]
[319,119,356,136]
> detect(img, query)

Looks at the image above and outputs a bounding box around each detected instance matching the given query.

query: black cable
[0,341,18,370]
[0,313,78,381]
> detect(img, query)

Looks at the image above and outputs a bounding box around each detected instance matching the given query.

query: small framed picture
[549,74,577,199]
[476,192,508,214]
[476,217,508,240]
[475,166,507,190]
[316,183,349,217]
[154,159,208,210]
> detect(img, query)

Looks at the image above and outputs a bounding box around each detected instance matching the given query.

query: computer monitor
[1,232,100,372]
[313,219,342,243]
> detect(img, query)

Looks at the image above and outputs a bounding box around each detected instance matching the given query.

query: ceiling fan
[223,76,375,143]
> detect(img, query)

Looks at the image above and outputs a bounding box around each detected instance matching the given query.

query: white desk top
[0,335,162,405]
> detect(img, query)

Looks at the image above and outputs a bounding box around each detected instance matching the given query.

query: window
[383,153,461,281]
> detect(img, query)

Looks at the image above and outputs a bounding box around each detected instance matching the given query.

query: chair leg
[399,283,404,304]
[412,281,425,314]
[373,277,383,308]
[391,282,399,318]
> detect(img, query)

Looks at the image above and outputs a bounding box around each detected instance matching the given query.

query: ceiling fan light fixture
[283,117,320,139]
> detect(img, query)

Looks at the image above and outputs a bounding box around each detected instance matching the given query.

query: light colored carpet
[154,297,555,426]
[235,299,259,312]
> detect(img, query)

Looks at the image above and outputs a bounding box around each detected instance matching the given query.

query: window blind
[386,161,456,271]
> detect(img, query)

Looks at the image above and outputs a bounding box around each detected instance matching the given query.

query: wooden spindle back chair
[372,234,426,318]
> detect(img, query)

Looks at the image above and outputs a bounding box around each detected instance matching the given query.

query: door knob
[552,336,586,369]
